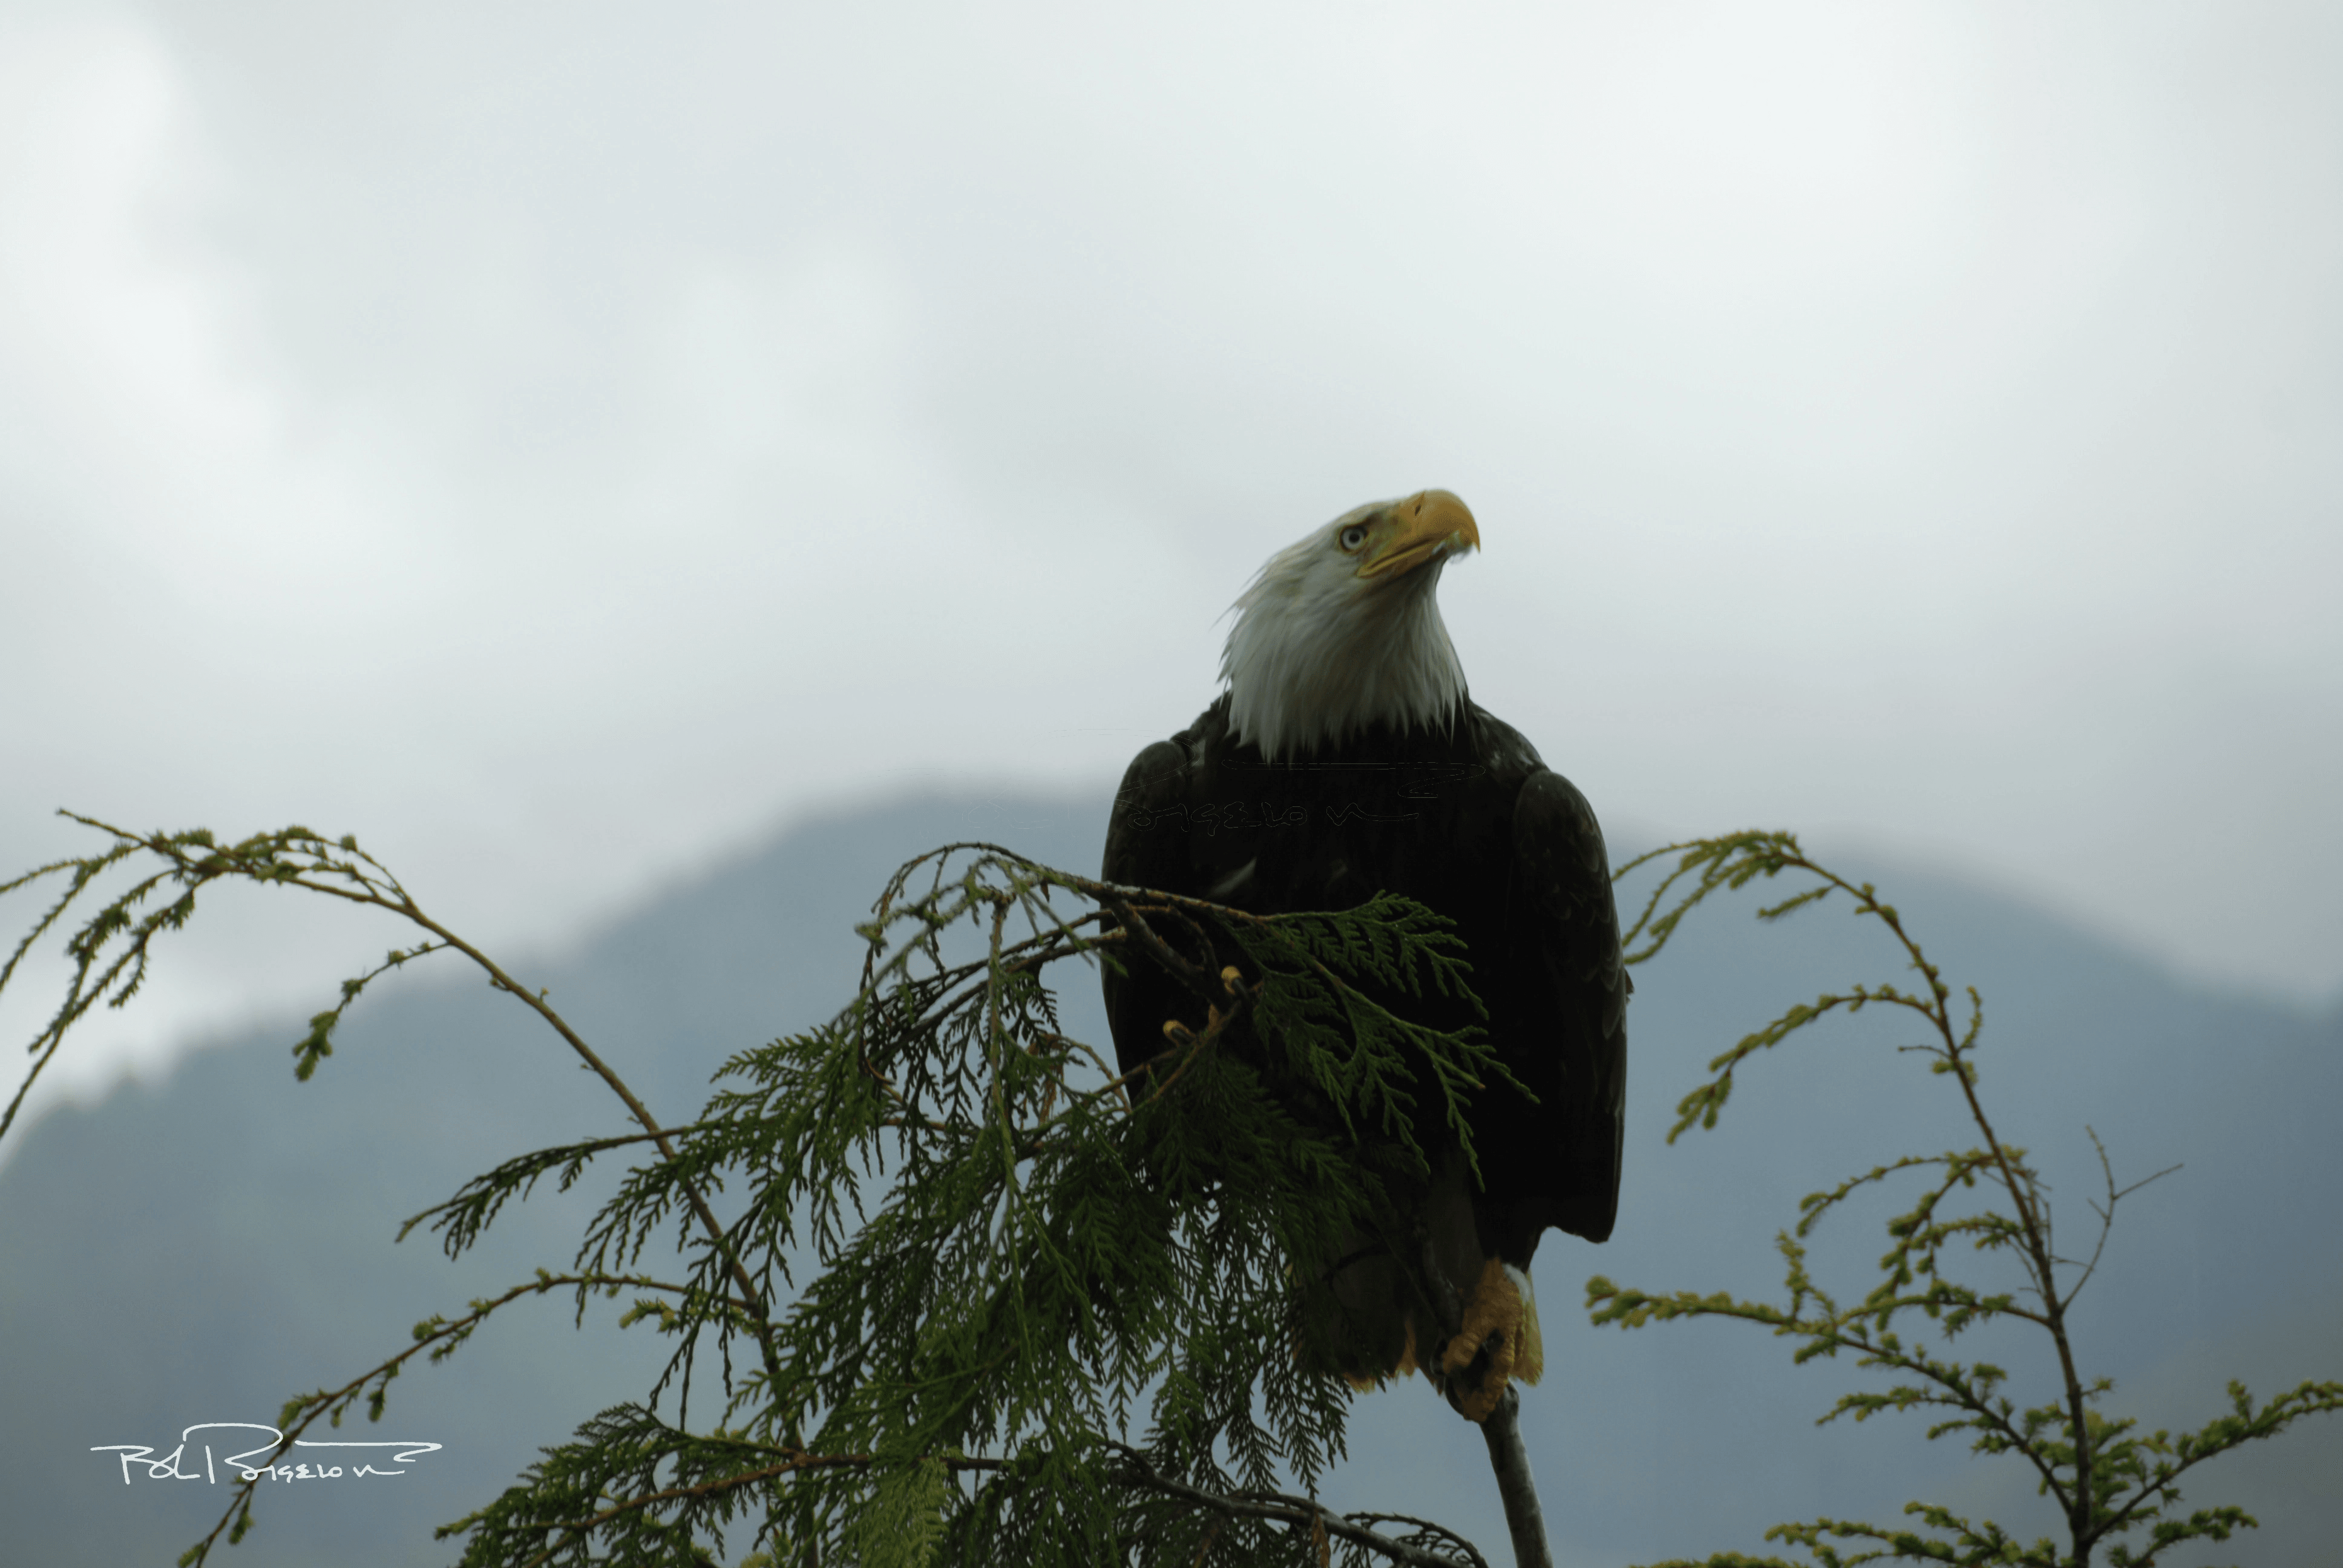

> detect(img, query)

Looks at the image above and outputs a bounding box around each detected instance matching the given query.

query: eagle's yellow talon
[1441,1258,1537,1423]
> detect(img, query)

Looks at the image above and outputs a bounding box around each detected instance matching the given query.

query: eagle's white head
[1220,489,1481,763]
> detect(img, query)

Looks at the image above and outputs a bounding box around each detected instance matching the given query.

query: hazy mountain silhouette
[2,793,2335,1566]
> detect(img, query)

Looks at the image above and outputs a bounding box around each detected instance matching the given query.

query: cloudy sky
[4,1,2339,1114]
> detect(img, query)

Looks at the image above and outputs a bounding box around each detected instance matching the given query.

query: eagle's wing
[1099,737,1201,1082]
[1506,768,1629,1245]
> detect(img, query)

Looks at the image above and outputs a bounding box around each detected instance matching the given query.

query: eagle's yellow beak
[1357,489,1481,581]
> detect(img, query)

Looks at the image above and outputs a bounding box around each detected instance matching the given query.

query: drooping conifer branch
[1599,832,2343,1567]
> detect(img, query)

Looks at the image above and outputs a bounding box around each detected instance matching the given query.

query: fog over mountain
[3,795,2335,1566]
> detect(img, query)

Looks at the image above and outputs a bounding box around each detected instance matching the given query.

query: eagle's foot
[1436,1259,1541,1424]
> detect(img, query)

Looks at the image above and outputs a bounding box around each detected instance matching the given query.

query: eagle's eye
[1337,523,1369,552]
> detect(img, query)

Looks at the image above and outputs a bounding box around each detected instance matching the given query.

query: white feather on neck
[1219,518,1469,763]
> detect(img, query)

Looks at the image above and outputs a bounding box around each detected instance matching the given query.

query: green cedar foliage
[1,816,1498,1568]
[1590,831,2343,1568]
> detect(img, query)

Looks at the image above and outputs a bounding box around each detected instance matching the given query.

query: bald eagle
[1101,489,1627,1423]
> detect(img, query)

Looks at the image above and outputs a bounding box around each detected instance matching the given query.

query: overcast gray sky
[5,1,2340,1113]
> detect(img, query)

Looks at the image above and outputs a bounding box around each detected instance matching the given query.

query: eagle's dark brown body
[1101,691,1627,1393]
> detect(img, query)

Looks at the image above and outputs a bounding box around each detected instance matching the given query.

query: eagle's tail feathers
[1339,1317,1419,1392]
